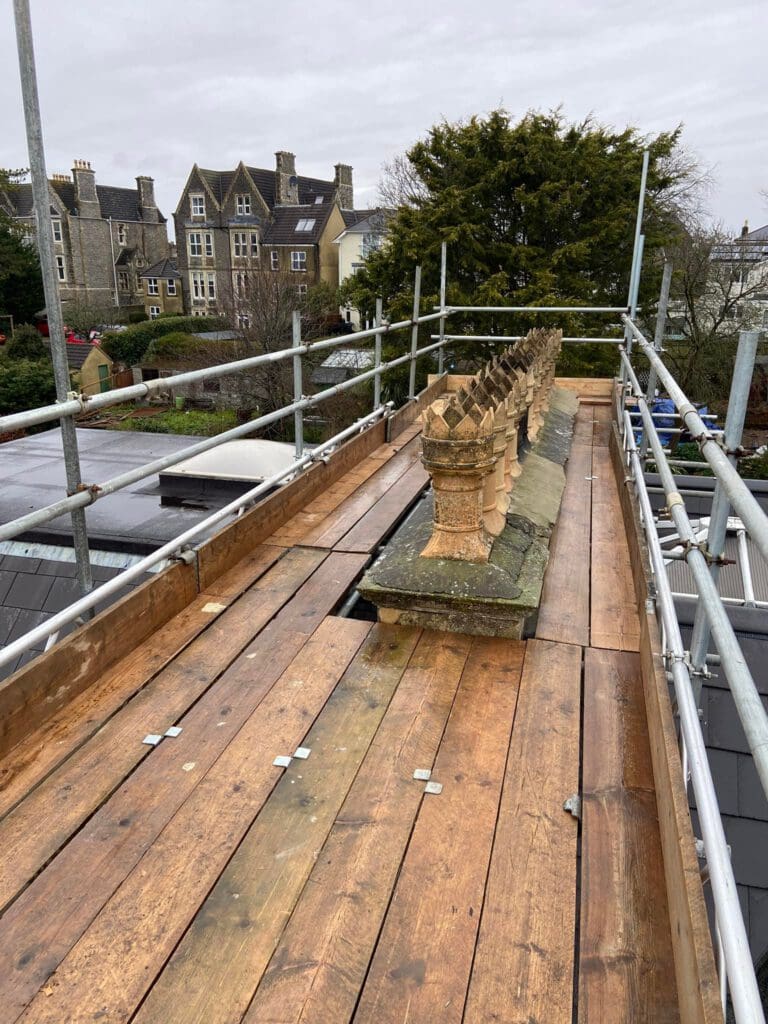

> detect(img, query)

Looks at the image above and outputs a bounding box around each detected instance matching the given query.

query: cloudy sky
[2,0,766,240]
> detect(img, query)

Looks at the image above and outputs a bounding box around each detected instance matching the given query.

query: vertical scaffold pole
[13,0,93,599]
[292,311,303,460]
[624,149,650,361]
[373,297,383,411]
[640,259,673,458]
[438,242,447,376]
[408,265,422,400]
[689,330,759,689]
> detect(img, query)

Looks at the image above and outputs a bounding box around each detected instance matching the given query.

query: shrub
[128,311,149,324]
[5,324,47,362]
[101,316,225,367]
[0,359,56,414]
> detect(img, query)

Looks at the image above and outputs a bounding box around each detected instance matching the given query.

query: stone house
[0,160,171,315]
[140,258,184,319]
[173,153,352,319]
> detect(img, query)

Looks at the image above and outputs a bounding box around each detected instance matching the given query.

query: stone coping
[358,387,579,639]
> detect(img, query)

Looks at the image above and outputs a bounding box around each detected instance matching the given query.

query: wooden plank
[0,545,283,822]
[593,403,613,447]
[335,460,429,553]
[573,404,595,443]
[578,647,679,1023]
[243,630,473,1024]
[0,560,198,760]
[536,442,592,646]
[608,428,722,1023]
[555,377,614,399]
[199,543,286,599]
[0,554,368,1021]
[463,639,581,1024]
[590,445,640,652]
[300,440,422,549]
[196,418,386,589]
[0,547,324,914]
[15,617,372,1024]
[352,637,525,1024]
[134,624,422,1024]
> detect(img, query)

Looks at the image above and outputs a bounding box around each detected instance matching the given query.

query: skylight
[295,218,316,232]
[314,196,324,204]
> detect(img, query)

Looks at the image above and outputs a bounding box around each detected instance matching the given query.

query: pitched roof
[195,165,336,213]
[341,208,379,229]
[262,203,334,245]
[44,338,105,370]
[8,181,166,223]
[140,257,180,280]
[338,209,392,235]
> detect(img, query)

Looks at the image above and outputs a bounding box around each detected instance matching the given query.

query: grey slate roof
[262,204,334,244]
[340,208,383,229]
[9,181,167,223]
[44,338,100,370]
[196,166,336,213]
[140,257,180,280]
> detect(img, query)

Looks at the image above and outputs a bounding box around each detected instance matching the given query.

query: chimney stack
[741,220,750,238]
[72,159,99,217]
[136,175,159,223]
[334,163,354,211]
[275,151,299,206]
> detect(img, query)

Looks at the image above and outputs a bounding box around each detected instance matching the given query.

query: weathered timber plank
[0,560,197,760]
[0,547,316,914]
[134,624,421,1024]
[555,377,614,400]
[608,426,721,1023]
[0,546,283,822]
[196,418,386,589]
[352,636,525,1024]
[386,376,446,441]
[536,442,592,647]
[590,445,640,652]
[199,543,286,599]
[578,647,679,1023]
[463,638,581,1024]
[335,460,429,554]
[0,553,367,1023]
[593,403,613,447]
[573,404,595,444]
[299,439,422,549]
[16,617,371,1024]
[243,630,473,1024]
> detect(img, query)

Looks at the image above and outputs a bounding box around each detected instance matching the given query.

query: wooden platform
[0,387,712,1023]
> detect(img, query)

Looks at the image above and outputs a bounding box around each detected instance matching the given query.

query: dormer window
[295,218,316,232]
[236,194,251,215]
[314,196,324,205]
[117,223,127,245]
[190,194,205,218]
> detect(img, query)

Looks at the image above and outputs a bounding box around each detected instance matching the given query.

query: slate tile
[0,606,21,645]
[689,748,739,816]
[737,754,768,822]
[37,558,78,578]
[6,608,51,650]
[748,887,768,962]
[723,815,768,888]
[707,689,755,755]
[91,564,123,582]
[0,569,16,604]
[0,652,23,682]
[1,554,41,573]
[44,576,85,614]
[5,572,55,611]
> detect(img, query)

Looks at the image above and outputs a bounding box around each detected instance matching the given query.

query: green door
[98,363,110,393]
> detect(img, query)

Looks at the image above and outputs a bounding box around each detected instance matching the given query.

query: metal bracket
[563,794,581,820]
[413,768,432,781]
[424,780,443,795]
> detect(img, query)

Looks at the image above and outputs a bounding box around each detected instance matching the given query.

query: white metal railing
[619,326,767,1022]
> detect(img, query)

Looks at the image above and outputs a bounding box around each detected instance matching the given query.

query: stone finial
[421,393,495,562]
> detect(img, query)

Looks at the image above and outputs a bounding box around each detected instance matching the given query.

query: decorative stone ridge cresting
[419,328,563,562]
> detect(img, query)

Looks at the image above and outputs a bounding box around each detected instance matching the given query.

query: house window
[166,279,177,296]
[237,313,251,329]
[118,270,129,291]
[147,278,159,295]
[250,232,259,257]
[204,232,213,258]
[295,219,316,232]
[190,194,205,218]
[190,271,206,301]
[236,194,251,215]
[297,284,308,296]
[291,250,307,272]
[234,271,247,297]
[55,255,66,281]
[207,274,216,300]
[233,232,247,258]
[117,223,127,245]
[189,232,202,258]
[270,251,279,271]
[52,220,62,242]
[149,306,161,319]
